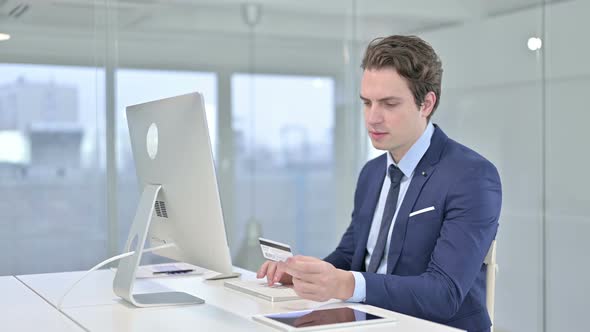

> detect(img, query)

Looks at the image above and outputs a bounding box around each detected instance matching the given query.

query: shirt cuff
[346,271,366,303]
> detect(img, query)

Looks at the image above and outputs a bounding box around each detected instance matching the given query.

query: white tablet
[252,306,396,331]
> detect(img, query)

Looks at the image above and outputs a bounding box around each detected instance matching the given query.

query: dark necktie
[367,164,404,273]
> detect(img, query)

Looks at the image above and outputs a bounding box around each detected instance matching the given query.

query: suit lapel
[386,125,448,274]
[351,155,386,271]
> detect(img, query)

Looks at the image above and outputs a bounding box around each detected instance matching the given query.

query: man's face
[360,67,431,161]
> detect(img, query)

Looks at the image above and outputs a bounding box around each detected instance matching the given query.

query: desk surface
[16,267,462,332]
[0,276,83,331]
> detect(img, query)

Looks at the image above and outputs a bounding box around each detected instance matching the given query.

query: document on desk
[112,263,206,278]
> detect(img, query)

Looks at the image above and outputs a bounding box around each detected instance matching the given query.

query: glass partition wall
[1,1,587,331]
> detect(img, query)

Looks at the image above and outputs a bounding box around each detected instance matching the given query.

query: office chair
[484,240,498,329]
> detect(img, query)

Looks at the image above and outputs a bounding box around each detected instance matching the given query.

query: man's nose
[366,106,383,125]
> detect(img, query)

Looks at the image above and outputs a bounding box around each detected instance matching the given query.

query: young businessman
[257,35,502,332]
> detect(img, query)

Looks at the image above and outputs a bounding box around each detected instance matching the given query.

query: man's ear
[420,91,436,118]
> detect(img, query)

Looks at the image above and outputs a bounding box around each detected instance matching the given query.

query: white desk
[16,268,463,332]
[0,275,83,331]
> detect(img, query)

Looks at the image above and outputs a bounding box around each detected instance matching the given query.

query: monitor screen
[125,92,233,275]
[114,92,236,307]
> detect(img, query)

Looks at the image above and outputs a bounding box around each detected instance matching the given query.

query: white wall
[420,1,589,331]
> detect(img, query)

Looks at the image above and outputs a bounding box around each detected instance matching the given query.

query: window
[230,73,336,270]
[0,63,105,275]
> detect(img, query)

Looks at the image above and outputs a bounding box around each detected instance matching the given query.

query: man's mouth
[369,131,388,140]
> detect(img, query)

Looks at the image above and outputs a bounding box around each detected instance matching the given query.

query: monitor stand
[113,184,205,307]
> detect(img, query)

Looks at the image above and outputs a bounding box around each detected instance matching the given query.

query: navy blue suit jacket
[325,125,501,332]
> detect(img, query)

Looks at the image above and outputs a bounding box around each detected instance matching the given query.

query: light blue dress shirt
[347,122,434,302]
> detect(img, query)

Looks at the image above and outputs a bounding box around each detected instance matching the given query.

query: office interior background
[0,0,587,331]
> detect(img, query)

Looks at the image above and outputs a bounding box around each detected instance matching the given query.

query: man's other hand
[284,256,355,302]
[256,260,293,286]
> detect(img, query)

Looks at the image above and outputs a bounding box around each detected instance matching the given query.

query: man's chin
[370,142,390,151]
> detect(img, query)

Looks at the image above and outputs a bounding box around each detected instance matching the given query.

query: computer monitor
[113,92,236,307]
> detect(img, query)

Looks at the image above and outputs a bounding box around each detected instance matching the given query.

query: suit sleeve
[323,163,368,270]
[360,162,502,322]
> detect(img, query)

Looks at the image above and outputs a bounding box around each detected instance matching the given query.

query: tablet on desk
[252,306,396,331]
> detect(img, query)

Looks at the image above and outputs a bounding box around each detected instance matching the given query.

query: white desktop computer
[113,92,237,307]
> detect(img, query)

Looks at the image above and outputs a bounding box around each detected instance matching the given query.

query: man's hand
[283,256,355,302]
[256,260,293,286]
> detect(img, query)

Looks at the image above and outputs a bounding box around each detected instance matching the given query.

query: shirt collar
[387,122,434,179]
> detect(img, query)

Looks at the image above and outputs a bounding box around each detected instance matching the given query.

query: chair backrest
[484,240,498,327]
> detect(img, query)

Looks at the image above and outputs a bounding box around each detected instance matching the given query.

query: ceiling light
[0,33,10,41]
[527,37,542,51]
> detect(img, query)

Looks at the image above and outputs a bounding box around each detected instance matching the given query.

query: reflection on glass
[231,73,335,270]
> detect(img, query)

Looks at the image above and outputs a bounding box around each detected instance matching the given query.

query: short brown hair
[361,35,443,118]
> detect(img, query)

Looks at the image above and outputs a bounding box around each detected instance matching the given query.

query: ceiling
[0,0,568,74]
[0,0,565,41]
